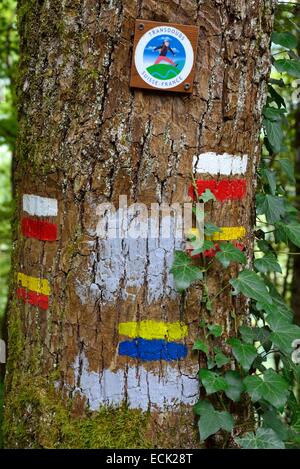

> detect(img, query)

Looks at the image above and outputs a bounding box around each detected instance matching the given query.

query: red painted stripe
[17,287,49,310]
[187,242,245,259]
[189,179,247,202]
[21,217,58,241]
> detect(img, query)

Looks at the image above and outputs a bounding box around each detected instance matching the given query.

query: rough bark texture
[4,0,274,448]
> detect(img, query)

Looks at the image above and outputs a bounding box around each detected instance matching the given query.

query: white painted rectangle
[22,194,58,217]
[71,353,199,411]
[193,152,248,176]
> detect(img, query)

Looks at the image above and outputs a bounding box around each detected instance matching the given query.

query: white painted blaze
[22,194,58,217]
[71,354,199,411]
[193,152,248,176]
[88,210,184,304]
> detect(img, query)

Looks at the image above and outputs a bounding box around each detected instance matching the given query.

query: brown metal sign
[130,20,199,94]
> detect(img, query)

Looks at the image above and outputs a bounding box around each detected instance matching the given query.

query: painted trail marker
[21,194,58,241]
[17,272,50,310]
[118,319,188,362]
[130,20,199,93]
[189,179,247,202]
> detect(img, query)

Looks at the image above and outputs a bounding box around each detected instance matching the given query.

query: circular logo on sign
[134,26,194,89]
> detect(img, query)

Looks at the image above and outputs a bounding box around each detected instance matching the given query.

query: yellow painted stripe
[17,272,50,296]
[208,226,246,241]
[118,320,188,341]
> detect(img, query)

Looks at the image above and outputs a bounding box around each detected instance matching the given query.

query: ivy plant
[171,28,300,449]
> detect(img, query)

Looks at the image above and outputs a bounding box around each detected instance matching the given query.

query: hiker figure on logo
[154,40,177,67]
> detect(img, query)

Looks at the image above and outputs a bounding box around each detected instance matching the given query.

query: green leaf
[204,222,221,236]
[278,159,295,184]
[193,339,208,355]
[263,118,283,153]
[257,239,271,253]
[268,85,286,109]
[200,188,216,203]
[199,369,228,395]
[272,32,298,49]
[239,326,258,344]
[208,324,222,337]
[260,298,293,323]
[224,371,244,402]
[261,168,277,195]
[230,269,273,305]
[236,428,285,449]
[194,400,234,441]
[267,315,300,353]
[214,350,230,368]
[215,242,246,268]
[240,325,271,350]
[263,410,289,441]
[244,369,289,409]
[227,338,257,371]
[256,194,285,224]
[263,107,286,121]
[274,59,300,79]
[277,222,300,248]
[191,240,215,256]
[170,251,203,291]
[254,253,282,274]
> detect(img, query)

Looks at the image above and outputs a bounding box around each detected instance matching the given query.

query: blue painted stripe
[118,338,188,361]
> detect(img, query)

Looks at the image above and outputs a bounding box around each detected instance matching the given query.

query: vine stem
[254,250,300,255]
[211,283,231,302]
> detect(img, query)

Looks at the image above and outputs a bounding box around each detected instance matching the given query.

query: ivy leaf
[193,339,208,355]
[256,194,285,224]
[268,85,286,109]
[227,338,257,371]
[170,251,203,291]
[236,428,285,449]
[278,159,295,184]
[204,222,221,236]
[208,324,222,337]
[239,326,258,344]
[230,269,273,305]
[194,400,234,441]
[200,188,216,203]
[257,239,272,253]
[244,369,289,409]
[267,315,300,353]
[263,410,289,441]
[263,118,283,153]
[271,32,298,49]
[277,222,300,248]
[263,107,286,121]
[254,253,282,274]
[215,242,247,268]
[199,369,228,395]
[224,371,244,402]
[191,240,215,256]
[214,349,230,368]
[261,298,293,323]
[274,59,300,79]
[261,168,277,195]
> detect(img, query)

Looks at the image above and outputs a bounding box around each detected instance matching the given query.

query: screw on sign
[130,20,199,93]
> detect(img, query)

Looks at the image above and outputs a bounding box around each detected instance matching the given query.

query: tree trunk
[4,0,274,449]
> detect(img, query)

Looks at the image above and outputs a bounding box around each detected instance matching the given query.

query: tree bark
[4,0,275,448]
